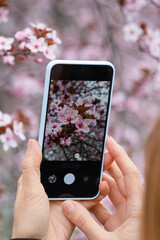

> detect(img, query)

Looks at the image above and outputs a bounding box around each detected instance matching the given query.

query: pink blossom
[11,74,43,97]
[49,99,62,113]
[31,22,49,31]
[76,97,92,107]
[84,96,93,107]
[123,127,139,147]
[76,98,84,106]
[112,92,126,111]
[143,28,160,58]
[26,36,46,53]
[0,7,9,23]
[126,97,140,113]
[49,99,62,110]
[75,115,91,133]
[149,42,160,58]
[86,106,100,120]
[52,123,62,134]
[56,80,64,90]
[15,31,25,41]
[46,30,62,44]
[124,0,146,12]
[23,27,33,39]
[89,119,97,127]
[18,41,26,50]
[58,107,78,124]
[34,57,43,63]
[45,122,62,136]
[0,36,14,51]
[0,111,11,127]
[123,23,143,43]
[60,137,71,146]
[0,128,17,151]
[3,55,15,66]
[13,120,26,141]
[79,45,103,60]
[23,109,38,138]
[43,45,57,60]
[78,136,84,141]
[44,136,56,149]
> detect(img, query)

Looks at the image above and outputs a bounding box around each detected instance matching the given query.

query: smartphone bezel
[38,60,115,200]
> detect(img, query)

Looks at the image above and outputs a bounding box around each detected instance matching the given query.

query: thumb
[62,200,106,240]
[22,139,42,190]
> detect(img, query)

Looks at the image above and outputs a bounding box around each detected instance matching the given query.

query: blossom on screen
[123,23,143,43]
[44,136,55,149]
[0,36,14,51]
[86,106,100,120]
[0,111,11,127]
[76,97,93,107]
[49,99,62,114]
[75,115,91,133]
[75,98,84,106]
[0,128,17,151]
[52,123,62,134]
[58,106,78,124]
[78,136,84,141]
[13,121,26,141]
[60,137,71,146]
[0,7,9,23]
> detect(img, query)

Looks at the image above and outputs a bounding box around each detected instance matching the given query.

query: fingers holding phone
[63,137,143,240]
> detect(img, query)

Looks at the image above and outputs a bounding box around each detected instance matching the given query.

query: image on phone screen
[40,62,114,199]
[43,80,110,162]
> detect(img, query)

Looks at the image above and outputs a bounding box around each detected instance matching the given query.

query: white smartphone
[38,60,115,200]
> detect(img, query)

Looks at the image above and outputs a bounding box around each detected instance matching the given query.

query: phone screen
[40,63,114,199]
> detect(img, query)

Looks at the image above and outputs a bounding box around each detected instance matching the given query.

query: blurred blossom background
[0,0,160,239]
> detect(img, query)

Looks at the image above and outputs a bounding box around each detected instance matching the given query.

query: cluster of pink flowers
[123,0,146,14]
[122,0,160,60]
[11,74,43,97]
[45,95,101,148]
[0,22,61,65]
[0,111,26,151]
[123,23,160,58]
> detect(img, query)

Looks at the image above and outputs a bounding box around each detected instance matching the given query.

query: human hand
[12,139,109,240]
[62,136,143,240]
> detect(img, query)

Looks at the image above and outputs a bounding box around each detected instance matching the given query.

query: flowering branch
[0,22,61,65]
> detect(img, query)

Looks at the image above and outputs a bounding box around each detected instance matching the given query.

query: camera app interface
[43,80,110,162]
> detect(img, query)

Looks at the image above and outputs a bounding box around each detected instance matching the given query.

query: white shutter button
[64,173,75,185]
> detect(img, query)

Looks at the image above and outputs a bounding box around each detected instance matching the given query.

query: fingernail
[27,139,34,153]
[63,200,76,215]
